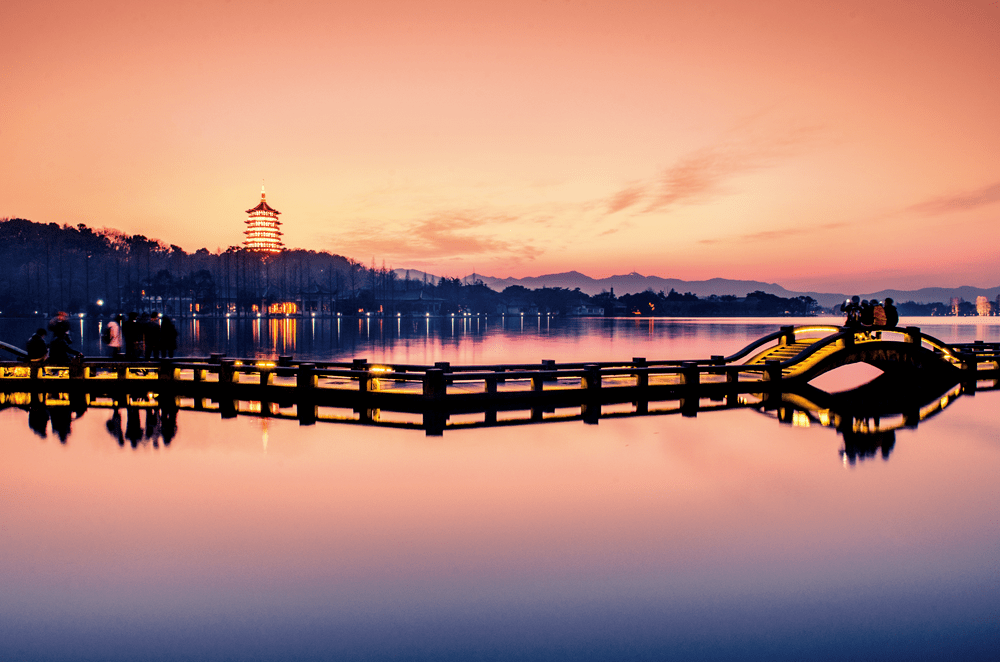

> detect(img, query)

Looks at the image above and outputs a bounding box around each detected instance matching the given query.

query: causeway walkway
[2,325,998,434]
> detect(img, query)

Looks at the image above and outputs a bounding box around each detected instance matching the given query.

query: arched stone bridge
[727,324,993,383]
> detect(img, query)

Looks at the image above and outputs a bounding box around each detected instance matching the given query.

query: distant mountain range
[393,269,1000,309]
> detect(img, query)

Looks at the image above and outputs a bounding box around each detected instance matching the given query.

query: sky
[2,0,999,293]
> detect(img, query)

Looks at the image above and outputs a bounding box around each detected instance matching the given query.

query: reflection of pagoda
[244,185,284,252]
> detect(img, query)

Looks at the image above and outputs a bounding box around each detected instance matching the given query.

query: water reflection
[2,392,177,448]
[103,404,178,448]
[1,371,982,464]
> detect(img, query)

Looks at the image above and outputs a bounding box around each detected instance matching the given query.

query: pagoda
[244,185,284,252]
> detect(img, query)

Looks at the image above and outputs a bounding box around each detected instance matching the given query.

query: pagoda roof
[247,186,281,214]
[246,198,281,215]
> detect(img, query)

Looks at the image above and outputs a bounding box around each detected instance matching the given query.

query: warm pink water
[2,317,999,660]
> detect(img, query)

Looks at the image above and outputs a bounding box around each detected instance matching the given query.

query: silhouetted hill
[477,271,845,306]
[399,269,1000,309]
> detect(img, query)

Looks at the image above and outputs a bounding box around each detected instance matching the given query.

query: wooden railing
[2,325,998,434]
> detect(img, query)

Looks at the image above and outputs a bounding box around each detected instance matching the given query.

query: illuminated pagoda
[244,185,284,252]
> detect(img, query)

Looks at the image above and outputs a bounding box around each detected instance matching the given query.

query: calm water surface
[2,317,999,661]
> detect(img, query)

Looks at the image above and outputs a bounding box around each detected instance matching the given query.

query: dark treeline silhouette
[615,289,819,317]
[1,217,823,318]
[0,217,360,316]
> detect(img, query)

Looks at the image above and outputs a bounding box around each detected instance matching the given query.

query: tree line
[0,217,840,318]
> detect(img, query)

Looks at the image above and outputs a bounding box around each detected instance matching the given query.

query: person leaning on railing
[884,298,899,328]
[47,329,82,366]
[26,328,48,363]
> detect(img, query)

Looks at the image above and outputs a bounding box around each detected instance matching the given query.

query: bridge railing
[2,324,997,393]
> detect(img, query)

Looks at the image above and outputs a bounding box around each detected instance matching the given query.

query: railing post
[680,361,699,417]
[220,359,236,384]
[762,359,782,408]
[633,357,648,389]
[904,326,921,345]
[485,373,498,425]
[278,355,293,367]
[353,358,369,392]
[423,367,447,436]
[218,358,238,419]
[530,367,547,421]
[633,357,648,414]
[297,362,316,425]
[297,362,316,390]
[725,367,740,407]
[209,353,225,364]
[69,356,85,380]
[542,359,556,382]
[158,358,174,382]
[962,355,979,395]
[780,325,795,346]
[424,367,446,400]
[582,364,601,424]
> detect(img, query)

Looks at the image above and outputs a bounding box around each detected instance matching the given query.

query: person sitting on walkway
[859,300,875,328]
[840,296,862,328]
[884,298,899,328]
[872,300,887,328]
[47,328,81,366]
[26,328,48,362]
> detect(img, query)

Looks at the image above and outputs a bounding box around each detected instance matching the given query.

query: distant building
[244,185,284,252]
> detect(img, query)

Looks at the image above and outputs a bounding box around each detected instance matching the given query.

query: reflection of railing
[1,368,988,460]
[3,325,1000,435]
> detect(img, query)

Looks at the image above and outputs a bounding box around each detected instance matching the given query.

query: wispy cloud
[606,185,644,214]
[604,124,822,216]
[698,221,848,245]
[330,210,543,263]
[907,181,1000,216]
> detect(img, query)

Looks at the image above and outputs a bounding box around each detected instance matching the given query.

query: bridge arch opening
[808,362,884,393]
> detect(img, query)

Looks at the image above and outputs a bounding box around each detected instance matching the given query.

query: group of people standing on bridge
[840,296,899,330]
[103,312,179,360]
[25,311,179,365]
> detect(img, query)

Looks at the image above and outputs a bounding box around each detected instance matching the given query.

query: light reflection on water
[2,317,1000,660]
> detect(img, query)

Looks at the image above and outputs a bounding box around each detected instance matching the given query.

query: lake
[2,316,999,661]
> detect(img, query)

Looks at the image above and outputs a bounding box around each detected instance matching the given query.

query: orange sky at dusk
[3,0,999,292]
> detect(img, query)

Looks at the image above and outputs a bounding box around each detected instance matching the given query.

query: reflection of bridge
[1,325,998,436]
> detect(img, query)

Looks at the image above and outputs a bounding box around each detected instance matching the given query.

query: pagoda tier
[243,186,284,253]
